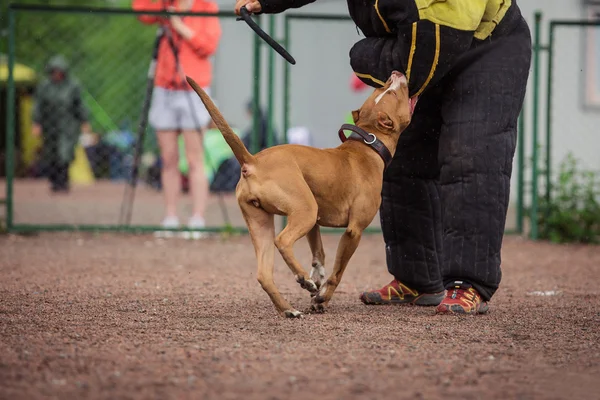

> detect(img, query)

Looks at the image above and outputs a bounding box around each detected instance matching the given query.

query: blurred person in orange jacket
[133,0,221,229]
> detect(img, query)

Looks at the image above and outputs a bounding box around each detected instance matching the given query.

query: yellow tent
[0,60,37,85]
[0,57,39,168]
[1,56,95,184]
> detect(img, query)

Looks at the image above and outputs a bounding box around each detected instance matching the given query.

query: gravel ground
[1,232,599,400]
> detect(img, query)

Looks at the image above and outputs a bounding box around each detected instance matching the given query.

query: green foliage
[538,153,600,244]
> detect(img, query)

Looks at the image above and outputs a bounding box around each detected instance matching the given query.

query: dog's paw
[310,302,326,313]
[311,287,329,312]
[296,275,318,293]
[313,283,329,304]
[310,262,326,289]
[284,309,304,318]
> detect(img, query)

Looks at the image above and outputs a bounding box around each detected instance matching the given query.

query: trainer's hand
[234,0,262,15]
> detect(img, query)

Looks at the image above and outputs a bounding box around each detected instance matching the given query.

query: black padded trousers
[380,15,532,301]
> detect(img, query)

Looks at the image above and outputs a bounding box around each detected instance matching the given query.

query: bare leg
[307,225,326,289]
[182,129,208,220]
[157,131,181,219]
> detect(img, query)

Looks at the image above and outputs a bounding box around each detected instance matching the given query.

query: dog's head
[352,71,417,138]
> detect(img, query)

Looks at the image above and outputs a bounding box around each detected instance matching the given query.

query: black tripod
[119,10,231,228]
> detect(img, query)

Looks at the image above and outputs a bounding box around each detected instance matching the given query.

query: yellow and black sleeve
[350,0,507,97]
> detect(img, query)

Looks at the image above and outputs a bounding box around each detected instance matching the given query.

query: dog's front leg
[311,224,363,312]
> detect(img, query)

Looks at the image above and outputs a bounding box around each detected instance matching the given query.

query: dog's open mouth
[388,71,418,115]
[376,71,408,105]
[389,70,407,89]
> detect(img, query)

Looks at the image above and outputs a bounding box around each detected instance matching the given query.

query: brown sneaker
[360,279,444,306]
[436,282,489,315]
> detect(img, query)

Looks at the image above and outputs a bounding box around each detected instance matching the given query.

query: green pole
[266,15,275,148]
[530,11,542,240]
[545,22,555,211]
[281,16,291,230]
[5,8,16,232]
[516,105,525,234]
[283,16,290,145]
[251,16,262,155]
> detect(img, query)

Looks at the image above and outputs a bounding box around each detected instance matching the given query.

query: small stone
[75,381,89,389]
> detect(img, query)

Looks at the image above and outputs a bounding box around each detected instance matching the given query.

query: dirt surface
[1,233,599,400]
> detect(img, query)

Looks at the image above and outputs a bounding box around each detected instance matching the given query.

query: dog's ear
[377,111,393,130]
[352,109,360,124]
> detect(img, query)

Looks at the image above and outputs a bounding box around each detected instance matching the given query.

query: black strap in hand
[237,6,296,65]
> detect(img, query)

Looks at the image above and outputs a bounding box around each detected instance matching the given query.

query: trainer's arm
[350,1,488,97]
[234,0,315,15]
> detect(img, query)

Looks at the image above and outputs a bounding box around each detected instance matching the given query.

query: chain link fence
[2,4,266,233]
[8,4,571,238]
[545,20,600,189]
[2,4,531,235]
[534,17,600,241]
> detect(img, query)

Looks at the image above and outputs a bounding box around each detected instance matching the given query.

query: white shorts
[149,86,211,131]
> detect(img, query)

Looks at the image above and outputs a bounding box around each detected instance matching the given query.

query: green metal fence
[3,4,259,234]
[528,13,600,240]
[6,6,585,238]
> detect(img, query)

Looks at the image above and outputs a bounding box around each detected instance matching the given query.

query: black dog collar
[338,124,393,169]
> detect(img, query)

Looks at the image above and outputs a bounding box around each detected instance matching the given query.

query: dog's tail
[186,76,254,166]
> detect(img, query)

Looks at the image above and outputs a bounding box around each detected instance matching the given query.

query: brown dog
[186,72,416,317]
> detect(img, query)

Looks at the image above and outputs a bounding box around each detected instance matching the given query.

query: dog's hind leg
[275,207,319,295]
[241,203,301,318]
[307,225,326,291]
[312,221,365,312]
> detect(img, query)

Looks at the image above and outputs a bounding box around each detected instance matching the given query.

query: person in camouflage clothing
[32,55,91,193]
